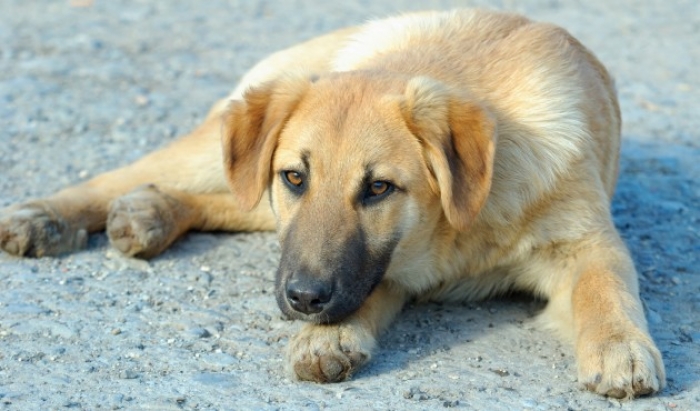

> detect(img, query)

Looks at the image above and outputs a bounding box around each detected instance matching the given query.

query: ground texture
[0,0,698,410]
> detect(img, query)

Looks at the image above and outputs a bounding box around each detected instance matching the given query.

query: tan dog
[0,9,665,398]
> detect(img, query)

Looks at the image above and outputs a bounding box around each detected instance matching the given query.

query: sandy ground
[1,0,698,410]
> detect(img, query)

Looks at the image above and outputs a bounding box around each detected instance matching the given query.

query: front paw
[577,328,666,399]
[287,322,375,383]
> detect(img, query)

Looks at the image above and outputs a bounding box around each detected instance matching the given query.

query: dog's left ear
[400,77,497,231]
[222,75,312,210]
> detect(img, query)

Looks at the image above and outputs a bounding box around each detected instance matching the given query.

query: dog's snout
[286,278,332,314]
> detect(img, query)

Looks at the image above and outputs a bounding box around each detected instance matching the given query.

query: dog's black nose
[286,279,332,314]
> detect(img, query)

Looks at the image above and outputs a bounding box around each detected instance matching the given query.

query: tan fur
[0,9,664,398]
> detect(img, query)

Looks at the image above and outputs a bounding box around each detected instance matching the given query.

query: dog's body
[0,10,664,398]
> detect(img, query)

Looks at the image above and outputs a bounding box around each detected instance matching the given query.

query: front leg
[287,281,407,382]
[546,234,666,398]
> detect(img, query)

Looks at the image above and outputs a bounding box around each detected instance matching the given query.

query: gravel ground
[1,1,698,410]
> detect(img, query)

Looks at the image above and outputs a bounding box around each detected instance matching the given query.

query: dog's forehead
[276,84,423,179]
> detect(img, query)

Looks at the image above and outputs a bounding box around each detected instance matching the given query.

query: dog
[0,9,665,399]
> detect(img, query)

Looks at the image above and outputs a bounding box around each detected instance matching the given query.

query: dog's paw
[107,185,188,259]
[577,329,666,399]
[287,322,375,383]
[0,202,86,257]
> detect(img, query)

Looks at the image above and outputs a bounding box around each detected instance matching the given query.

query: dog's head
[222,71,496,323]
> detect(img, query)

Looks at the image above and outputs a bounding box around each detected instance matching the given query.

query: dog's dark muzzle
[274,225,397,324]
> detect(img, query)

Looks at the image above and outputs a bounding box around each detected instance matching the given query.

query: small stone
[400,371,417,380]
[119,370,138,379]
[135,95,149,106]
[190,327,212,339]
[111,328,122,335]
[490,368,510,377]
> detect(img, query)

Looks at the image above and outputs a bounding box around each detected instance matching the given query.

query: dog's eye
[285,171,303,186]
[363,180,394,204]
[282,170,305,193]
[370,181,390,196]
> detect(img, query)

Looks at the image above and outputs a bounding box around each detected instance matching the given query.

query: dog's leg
[0,100,264,257]
[544,235,665,398]
[106,186,275,258]
[287,282,407,382]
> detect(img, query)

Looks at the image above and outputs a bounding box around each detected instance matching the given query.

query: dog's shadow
[360,295,552,382]
[610,138,700,395]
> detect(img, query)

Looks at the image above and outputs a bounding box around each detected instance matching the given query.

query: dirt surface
[1,1,698,410]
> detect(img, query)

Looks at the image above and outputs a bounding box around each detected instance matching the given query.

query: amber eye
[285,171,303,187]
[362,180,395,205]
[282,170,305,194]
[369,181,390,196]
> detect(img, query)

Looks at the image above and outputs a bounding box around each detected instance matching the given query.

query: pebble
[490,368,510,377]
[189,327,212,339]
[119,370,139,380]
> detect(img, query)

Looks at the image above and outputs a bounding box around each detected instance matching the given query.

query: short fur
[0,9,664,399]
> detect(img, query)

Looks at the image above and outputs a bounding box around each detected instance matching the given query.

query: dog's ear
[222,75,311,210]
[400,77,497,231]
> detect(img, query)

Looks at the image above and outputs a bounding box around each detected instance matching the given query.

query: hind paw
[0,202,86,257]
[107,185,190,259]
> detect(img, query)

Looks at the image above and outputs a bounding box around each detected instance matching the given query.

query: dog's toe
[287,322,374,383]
[106,185,186,259]
[0,202,86,257]
[577,329,665,399]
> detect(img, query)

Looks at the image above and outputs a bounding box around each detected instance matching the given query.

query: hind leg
[1,26,357,258]
[0,100,244,257]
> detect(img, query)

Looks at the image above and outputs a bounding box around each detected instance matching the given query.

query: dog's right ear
[222,75,312,210]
